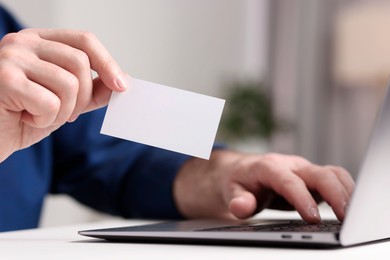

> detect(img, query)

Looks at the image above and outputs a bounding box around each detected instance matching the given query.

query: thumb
[228,186,257,219]
[83,75,130,113]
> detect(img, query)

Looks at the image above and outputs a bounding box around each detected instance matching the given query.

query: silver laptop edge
[340,82,390,246]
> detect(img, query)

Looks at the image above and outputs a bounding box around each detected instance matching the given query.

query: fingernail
[308,206,321,221]
[115,73,129,91]
[67,114,79,123]
[342,200,349,217]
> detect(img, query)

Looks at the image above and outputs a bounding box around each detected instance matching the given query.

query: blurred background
[2,0,389,226]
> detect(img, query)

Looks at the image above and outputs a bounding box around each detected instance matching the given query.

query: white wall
[1,0,269,97]
[0,0,270,226]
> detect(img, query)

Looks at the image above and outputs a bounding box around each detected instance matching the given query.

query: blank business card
[101,78,225,159]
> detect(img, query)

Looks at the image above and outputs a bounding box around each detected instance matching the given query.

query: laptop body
[79,82,390,247]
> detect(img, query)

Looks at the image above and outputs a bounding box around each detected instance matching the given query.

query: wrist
[173,149,241,219]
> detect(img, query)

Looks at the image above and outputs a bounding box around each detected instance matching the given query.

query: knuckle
[78,30,97,50]
[0,64,17,85]
[0,32,36,48]
[327,165,347,175]
[261,153,280,162]
[257,154,284,173]
[293,155,311,164]
[0,65,25,94]
[19,28,36,34]
[0,33,21,46]
[278,175,299,194]
[44,96,61,115]
[279,174,297,186]
[248,159,264,174]
[100,58,115,72]
[34,97,61,128]
[236,154,264,172]
[231,159,250,178]
[1,30,40,49]
[323,166,341,178]
[315,169,339,190]
[0,48,18,61]
[64,74,79,96]
[73,49,90,69]
[260,153,310,165]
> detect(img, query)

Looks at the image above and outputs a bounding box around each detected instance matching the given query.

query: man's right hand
[0,28,128,162]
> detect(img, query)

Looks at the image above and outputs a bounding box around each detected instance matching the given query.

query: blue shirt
[0,6,190,231]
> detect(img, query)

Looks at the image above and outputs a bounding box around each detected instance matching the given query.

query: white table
[1,208,389,260]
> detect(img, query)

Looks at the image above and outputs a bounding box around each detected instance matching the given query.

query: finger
[327,165,355,196]
[35,39,93,122]
[28,29,127,92]
[256,164,322,223]
[25,59,79,125]
[0,47,59,128]
[295,165,350,221]
[82,75,132,114]
[228,183,258,219]
[83,77,114,113]
[10,76,60,128]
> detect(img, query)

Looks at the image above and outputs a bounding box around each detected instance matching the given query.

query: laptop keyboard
[197,220,341,233]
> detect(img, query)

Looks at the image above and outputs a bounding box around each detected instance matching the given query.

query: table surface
[1,207,389,260]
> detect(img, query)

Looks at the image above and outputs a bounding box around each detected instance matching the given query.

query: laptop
[79,82,390,248]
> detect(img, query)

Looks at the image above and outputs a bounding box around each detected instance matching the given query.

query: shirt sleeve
[0,5,23,34]
[51,108,191,219]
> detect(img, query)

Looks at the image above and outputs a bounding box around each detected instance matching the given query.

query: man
[0,5,354,231]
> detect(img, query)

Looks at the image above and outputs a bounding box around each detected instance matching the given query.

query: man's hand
[174,150,355,223]
[0,28,128,162]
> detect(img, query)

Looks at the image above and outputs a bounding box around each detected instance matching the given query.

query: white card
[101,78,225,159]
